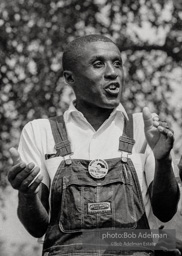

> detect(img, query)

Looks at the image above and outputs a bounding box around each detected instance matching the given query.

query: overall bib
[42,115,154,256]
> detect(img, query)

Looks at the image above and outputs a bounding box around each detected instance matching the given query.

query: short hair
[62,34,117,72]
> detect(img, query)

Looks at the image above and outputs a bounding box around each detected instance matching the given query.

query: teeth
[108,84,118,90]
[105,83,119,95]
[109,85,116,90]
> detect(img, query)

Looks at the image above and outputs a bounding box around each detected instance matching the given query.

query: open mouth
[104,83,120,96]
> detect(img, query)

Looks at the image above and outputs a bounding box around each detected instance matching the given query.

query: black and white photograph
[1,0,182,255]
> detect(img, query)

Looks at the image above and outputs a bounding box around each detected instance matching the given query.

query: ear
[63,71,75,85]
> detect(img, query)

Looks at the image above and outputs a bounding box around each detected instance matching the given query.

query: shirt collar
[64,101,128,122]
[110,103,128,120]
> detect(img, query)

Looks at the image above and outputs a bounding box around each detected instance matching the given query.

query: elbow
[26,226,47,238]
[29,230,47,239]
[153,208,177,223]
[151,200,178,222]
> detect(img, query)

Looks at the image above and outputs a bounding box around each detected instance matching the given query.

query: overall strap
[121,115,150,229]
[123,113,134,139]
[119,113,135,154]
[49,116,72,157]
[124,113,148,154]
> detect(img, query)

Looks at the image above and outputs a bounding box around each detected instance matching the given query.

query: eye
[93,60,104,68]
[113,60,122,68]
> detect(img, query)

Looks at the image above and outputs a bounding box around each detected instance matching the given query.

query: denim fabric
[43,250,153,256]
[43,116,153,256]
[42,158,153,256]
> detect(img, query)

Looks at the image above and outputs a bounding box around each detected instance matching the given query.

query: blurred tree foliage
[0,237,41,256]
[1,0,182,198]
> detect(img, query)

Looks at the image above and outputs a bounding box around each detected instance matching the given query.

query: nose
[104,63,118,80]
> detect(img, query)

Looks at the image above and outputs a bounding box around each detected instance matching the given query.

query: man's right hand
[8,147,43,196]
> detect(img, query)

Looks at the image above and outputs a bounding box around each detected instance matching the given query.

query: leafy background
[1,0,182,255]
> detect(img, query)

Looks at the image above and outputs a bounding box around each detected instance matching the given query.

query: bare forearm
[18,192,49,238]
[151,157,179,222]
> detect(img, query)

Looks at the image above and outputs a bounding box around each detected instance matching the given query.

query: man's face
[70,41,124,109]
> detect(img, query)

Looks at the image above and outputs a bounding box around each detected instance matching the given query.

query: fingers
[142,107,153,130]
[153,118,174,139]
[8,162,26,181]
[27,173,43,194]
[8,160,43,195]
[143,108,174,138]
[10,163,37,189]
[8,147,43,195]
[20,170,43,195]
[158,125,174,138]
[9,147,21,165]
[8,147,26,182]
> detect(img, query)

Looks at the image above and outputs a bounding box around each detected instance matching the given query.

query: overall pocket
[59,171,137,233]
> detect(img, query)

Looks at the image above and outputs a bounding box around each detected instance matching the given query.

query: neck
[75,101,114,131]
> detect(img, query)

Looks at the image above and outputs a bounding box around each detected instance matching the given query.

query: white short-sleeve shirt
[18,103,159,228]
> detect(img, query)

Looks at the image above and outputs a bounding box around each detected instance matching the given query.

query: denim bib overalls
[42,115,154,256]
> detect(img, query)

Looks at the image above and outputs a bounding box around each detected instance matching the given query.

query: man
[8,34,179,256]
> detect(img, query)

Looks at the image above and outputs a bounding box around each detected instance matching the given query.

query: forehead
[79,41,121,62]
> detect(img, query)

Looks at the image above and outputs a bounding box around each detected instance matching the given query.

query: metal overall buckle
[63,154,72,165]
[119,135,135,163]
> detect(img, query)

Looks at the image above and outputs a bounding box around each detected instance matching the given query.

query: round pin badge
[88,159,108,179]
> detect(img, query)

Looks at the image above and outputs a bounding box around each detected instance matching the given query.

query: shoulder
[21,118,54,140]
[22,118,51,132]
[19,118,57,153]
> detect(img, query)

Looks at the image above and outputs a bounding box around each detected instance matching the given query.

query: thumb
[142,107,153,130]
[9,147,21,165]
